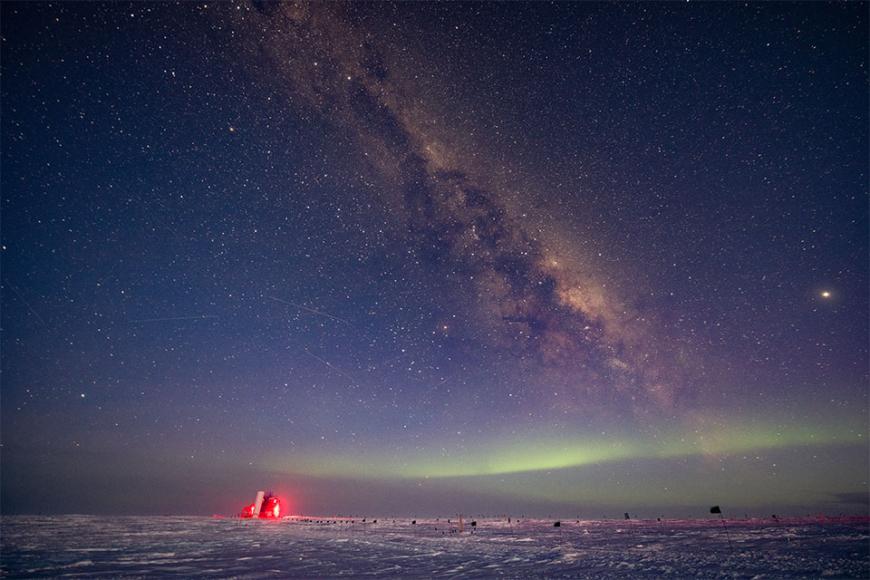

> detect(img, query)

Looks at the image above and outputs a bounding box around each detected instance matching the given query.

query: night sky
[2,2,867,517]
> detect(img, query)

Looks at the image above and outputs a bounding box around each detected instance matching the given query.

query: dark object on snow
[624,512,630,520]
[412,520,416,525]
[553,521,561,527]
[710,506,734,553]
[471,521,477,527]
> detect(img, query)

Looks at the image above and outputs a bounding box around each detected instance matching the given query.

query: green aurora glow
[272,417,866,481]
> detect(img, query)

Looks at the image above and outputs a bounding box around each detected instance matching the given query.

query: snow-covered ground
[2,515,867,578]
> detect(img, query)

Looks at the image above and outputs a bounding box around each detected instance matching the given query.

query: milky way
[224,3,694,415]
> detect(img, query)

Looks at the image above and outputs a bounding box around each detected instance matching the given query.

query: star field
[1,2,867,516]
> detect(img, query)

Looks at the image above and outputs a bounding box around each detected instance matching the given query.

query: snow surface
[2,515,868,578]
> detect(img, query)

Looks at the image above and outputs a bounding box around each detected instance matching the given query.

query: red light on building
[240,491,282,519]
[262,495,281,519]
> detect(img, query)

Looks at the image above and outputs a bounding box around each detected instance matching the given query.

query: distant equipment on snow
[710,505,722,514]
